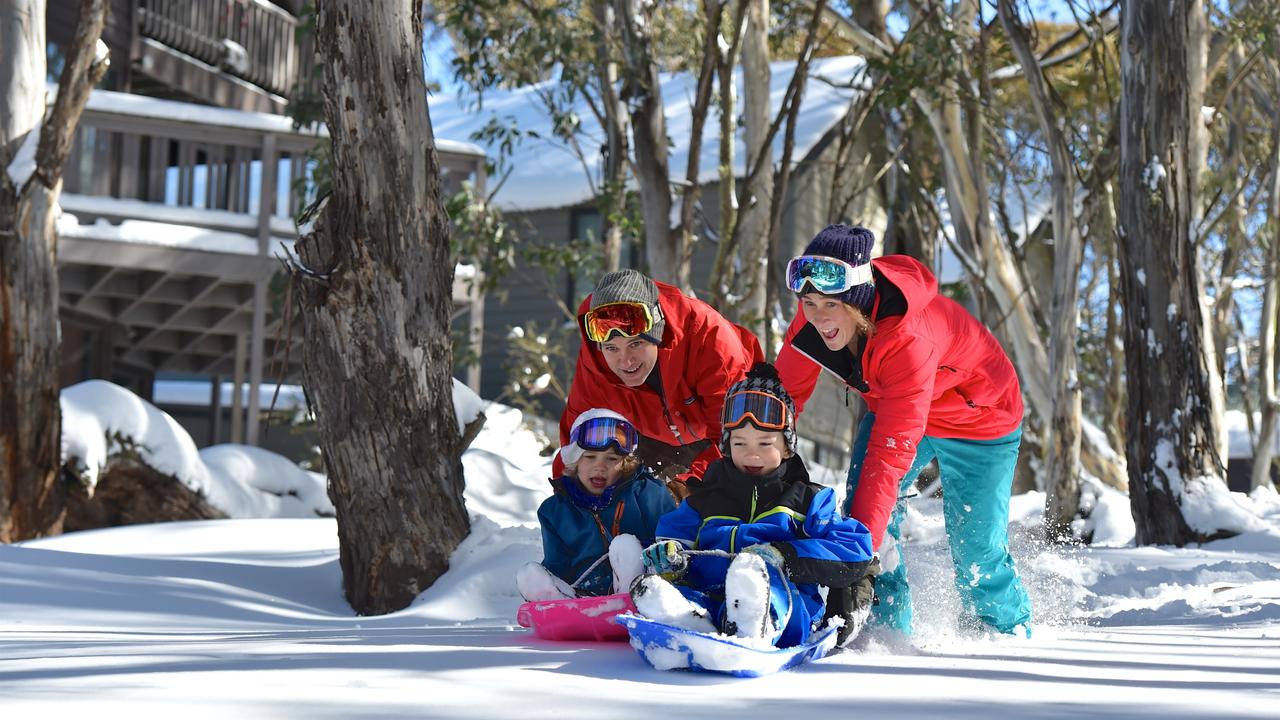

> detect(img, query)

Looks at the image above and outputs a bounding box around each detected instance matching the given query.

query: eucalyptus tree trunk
[1252,114,1280,492]
[1210,44,1251,387]
[0,0,108,543]
[835,1,1133,494]
[1117,0,1225,546]
[712,1,743,295]
[591,0,628,273]
[1101,182,1127,457]
[674,0,723,289]
[614,0,682,287]
[292,0,469,614]
[998,0,1085,537]
[735,0,772,338]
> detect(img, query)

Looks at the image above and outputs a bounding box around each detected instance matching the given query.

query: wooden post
[208,373,222,446]
[231,332,246,444]
[246,133,276,447]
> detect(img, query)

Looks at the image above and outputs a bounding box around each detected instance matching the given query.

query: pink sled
[515,593,637,642]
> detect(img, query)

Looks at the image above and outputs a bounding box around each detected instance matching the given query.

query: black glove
[825,555,881,647]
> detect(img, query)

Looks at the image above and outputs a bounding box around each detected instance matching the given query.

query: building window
[567,207,603,307]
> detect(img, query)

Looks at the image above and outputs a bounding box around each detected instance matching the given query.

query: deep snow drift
[2,394,1279,718]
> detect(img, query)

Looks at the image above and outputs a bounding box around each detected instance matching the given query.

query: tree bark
[998,0,1085,537]
[591,0,628,273]
[614,0,682,287]
[1117,0,1225,546]
[735,0,772,338]
[1101,181,1127,460]
[831,1,1129,496]
[1252,101,1280,492]
[293,0,469,614]
[1,0,108,543]
[674,0,723,289]
[713,1,743,297]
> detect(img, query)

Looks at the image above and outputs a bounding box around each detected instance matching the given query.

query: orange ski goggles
[722,390,789,432]
[583,301,659,342]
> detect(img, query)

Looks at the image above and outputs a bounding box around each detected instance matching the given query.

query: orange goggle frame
[722,390,789,432]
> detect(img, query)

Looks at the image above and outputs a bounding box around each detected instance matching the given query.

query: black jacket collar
[788,270,909,393]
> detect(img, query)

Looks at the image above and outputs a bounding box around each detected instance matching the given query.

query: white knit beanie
[559,408,635,467]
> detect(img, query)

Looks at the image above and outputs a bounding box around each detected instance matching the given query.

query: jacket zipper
[660,396,686,444]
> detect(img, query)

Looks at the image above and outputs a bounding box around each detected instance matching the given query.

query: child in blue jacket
[517,409,676,601]
[633,363,875,647]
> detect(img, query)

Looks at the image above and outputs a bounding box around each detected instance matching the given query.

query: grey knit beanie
[799,224,876,314]
[720,362,798,454]
[588,269,666,344]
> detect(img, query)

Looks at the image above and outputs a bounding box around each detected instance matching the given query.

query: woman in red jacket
[774,224,1033,636]
[556,269,764,499]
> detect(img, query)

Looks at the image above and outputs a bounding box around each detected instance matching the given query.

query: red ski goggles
[583,301,659,343]
[722,390,789,432]
[786,255,873,295]
[570,416,640,455]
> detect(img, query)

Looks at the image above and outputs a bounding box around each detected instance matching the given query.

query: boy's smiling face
[728,424,789,476]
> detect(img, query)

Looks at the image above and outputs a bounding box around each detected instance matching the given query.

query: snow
[1143,155,1167,191]
[4,124,40,190]
[431,55,866,212]
[1153,438,1268,536]
[60,193,299,237]
[452,377,485,434]
[60,380,332,518]
[5,386,1280,715]
[57,209,277,257]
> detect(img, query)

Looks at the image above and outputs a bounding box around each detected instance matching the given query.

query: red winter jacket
[554,281,764,480]
[774,255,1023,548]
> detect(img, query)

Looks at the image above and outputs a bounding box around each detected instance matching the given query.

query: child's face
[575,449,627,495]
[728,424,788,476]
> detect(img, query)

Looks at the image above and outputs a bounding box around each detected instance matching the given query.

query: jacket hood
[867,255,938,329]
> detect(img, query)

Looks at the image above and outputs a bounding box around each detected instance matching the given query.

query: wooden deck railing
[137,0,306,99]
[59,88,485,242]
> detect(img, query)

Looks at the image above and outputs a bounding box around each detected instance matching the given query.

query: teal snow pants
[844,413,1032,635]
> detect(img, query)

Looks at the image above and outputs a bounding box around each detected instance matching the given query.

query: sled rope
[570,552,612,589]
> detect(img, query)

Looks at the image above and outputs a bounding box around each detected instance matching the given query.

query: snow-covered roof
[429,55,867,212]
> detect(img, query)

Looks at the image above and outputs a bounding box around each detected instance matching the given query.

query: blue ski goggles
[570,416,640,455]
[786,255,873,295]
[722,390,789,432]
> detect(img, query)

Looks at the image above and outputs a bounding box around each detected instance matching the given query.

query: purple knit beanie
[799,224,876,313]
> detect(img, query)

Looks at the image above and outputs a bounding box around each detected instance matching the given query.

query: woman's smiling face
[800,292,858,350]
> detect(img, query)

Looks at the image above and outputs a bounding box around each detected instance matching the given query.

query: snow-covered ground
[3,395,1280,717]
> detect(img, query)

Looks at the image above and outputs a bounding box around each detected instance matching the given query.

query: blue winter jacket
[539,466,676,596]
[657,455,874,592]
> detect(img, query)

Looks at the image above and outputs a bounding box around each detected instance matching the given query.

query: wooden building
[47,1,487,452]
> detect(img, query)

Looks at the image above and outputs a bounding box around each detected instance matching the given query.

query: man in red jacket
[774,223,1033,638]
[555,269,763,499]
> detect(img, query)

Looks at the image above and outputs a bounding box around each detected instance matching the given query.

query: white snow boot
[516,562,577,602]
[630,575,717,634]
[723,552,775,640]
[609,534,645,595]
